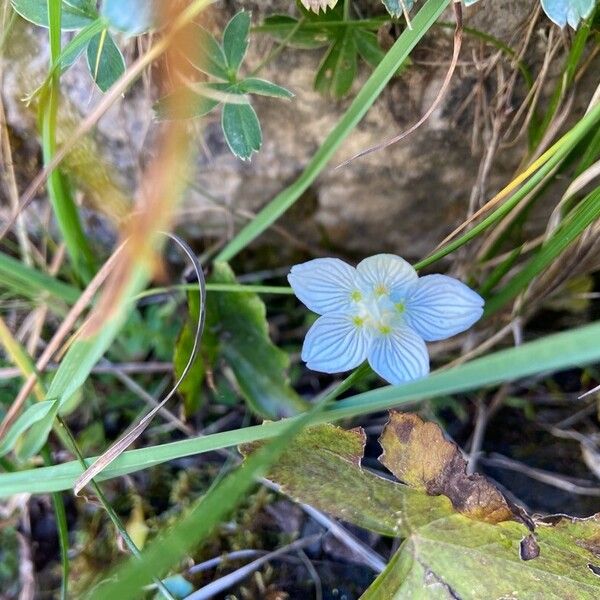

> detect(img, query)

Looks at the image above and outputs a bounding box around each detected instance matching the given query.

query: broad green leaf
[101,0,162,35]
[221,102,262,160]
[354,29,385,69]
[154,83,237,120]
[222,10,251,74]
[244,414,600,599]
[259,15,330,49]
[540,0,595,28]
[173,291,205,417]
[364,513,600,599]
[204,262,308,418]
[3,318,600,496]
[382,0,415,18]
[238,77,294,99]
[11,0,97,29]
[86,30,126,92]
[241,422,446,537]
[181,23,229,80]
[314,28,357,98]
[0,401,57,457]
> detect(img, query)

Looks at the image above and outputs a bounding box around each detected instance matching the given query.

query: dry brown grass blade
[0,0,212,242]
[74,234,206,496]
[0,244,124,439]
[335,0,463,169]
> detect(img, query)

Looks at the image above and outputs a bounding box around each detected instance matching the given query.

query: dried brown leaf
[379,411,515,523]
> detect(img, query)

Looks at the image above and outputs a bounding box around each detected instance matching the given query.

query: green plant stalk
[41,0,95,283]
[84,365,369,599]
[414,100,600,270]
[216,0,450,263]
[485,186,600,314]
[4,319,600,496]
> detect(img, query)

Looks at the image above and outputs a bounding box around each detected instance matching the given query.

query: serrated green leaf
[101,0,162,35]
[205,262,308,418]
[381,0,415,18]
[354,29,385,68]
[221,102,262,160]
[259,15,331,49]
[86,30,126,92]
[11,0,97,30]
[314,27,357,98]
[222,10,251,74]
[0,401,57,457]
[238,77,294,99]
[182,23,229,80]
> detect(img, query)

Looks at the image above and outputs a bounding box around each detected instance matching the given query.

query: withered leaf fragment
[379,411,515,523]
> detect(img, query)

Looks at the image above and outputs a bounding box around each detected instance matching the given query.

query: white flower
[288,254,484,385]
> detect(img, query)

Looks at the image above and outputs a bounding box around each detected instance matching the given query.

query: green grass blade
[414,100,600,270]
[41,0,96,282]
[215,0,450,262]
[484,186,600,314]
[0,251,80,304]
[3,319,600,496]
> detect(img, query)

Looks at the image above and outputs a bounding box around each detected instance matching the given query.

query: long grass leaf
[2,319,600,496]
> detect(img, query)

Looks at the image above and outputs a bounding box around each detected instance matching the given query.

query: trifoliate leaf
[221,102,262,160]
[222,10,251,74]
[86,31,126,92]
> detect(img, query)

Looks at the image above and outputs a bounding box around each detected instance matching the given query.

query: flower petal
[302,313,372,374]
[367,326,429,385]
[356,254,417,296]
[288,258,358,315]
[404,274,484,342]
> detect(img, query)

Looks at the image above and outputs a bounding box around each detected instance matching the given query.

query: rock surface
[1,0,595,264]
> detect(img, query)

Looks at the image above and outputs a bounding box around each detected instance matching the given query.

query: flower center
[352,287,405,336]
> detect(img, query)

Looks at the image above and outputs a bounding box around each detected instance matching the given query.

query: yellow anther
[395,302,406,314]
[378,324,392,334]
[351,290,362,302]
[374,284,388,297]
[352,316,365,327]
